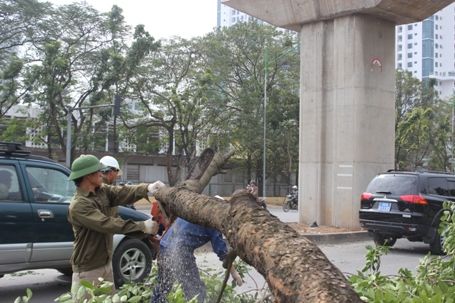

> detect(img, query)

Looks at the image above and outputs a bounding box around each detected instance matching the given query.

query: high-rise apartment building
[217,0,256,28]
[396,3,455,100]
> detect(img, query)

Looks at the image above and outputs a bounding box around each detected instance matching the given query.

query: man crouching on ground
[67,154,165,296]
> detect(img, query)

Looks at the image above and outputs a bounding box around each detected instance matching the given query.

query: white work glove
[148,181,165,195]
[142,219,159,235]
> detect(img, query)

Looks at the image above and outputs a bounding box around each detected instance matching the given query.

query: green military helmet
[69,154,105,180]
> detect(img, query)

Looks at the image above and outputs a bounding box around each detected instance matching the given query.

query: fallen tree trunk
[154,187,363,303]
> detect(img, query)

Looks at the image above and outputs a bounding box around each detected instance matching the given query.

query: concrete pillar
[222,0,453,228]
[299,15,395,228]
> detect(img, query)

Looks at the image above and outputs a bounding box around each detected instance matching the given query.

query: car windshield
[366,174,418,195]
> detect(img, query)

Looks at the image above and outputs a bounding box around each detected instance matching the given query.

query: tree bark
[154,187,362,303]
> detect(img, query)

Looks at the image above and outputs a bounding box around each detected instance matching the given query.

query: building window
[408,62,413,68]
[398,44,402,51]
[422,39,434,58]
[398,54,402,60]
[407,53,413,58]
[422,58,433,77]
[422,19,434,40]
[398,63,402,68]
[407,34,413,39]
[407,25,413,30]
[407,43,412,49]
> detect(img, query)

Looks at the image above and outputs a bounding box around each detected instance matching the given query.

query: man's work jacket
[68,184,148,272]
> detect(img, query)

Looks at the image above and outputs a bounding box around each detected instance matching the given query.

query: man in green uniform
[67,154,164,295]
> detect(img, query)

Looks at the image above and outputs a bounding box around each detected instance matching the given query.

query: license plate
[378,202,391,212]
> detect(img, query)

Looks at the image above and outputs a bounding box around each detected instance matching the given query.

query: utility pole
[66,109,72,167]
[263,47,268,199]
[113,95,121,153]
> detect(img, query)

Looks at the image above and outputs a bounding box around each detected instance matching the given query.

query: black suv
[0,142,156,286]
[359,170,455,254]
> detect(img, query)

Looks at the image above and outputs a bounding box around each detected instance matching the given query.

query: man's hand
[148,181,165,195]
[142,219,159,235]
[222,249,237,269]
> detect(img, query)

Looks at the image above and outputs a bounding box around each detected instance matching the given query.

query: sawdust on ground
[287,223,363,235]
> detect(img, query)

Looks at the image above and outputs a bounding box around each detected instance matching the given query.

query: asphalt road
[0,207,429,303]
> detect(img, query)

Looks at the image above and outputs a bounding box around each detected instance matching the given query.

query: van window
[0,165,23,201]
[26,166,75,203]
[427,177,449,196]
[448,180,455,196]
[366,174,418,195]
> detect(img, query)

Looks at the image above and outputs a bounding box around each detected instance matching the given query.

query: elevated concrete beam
[223,0,455,30]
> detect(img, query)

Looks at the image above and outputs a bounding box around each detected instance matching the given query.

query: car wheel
[373,233,397,247]
[112,238,153,287]
[430,232,445,255]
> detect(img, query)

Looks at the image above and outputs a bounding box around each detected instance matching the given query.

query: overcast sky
[49,0,218,39]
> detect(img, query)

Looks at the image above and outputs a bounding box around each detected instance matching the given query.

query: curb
[304,231,371,244]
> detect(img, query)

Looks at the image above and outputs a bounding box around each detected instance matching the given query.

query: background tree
[0,117,28,142]
[428,100,452,170]
[394,70,447,170]
[0,0,51,118]
[125,37,230,185]
[396,106,433,170]
[15,3,158,160]
[201,22,300,193]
